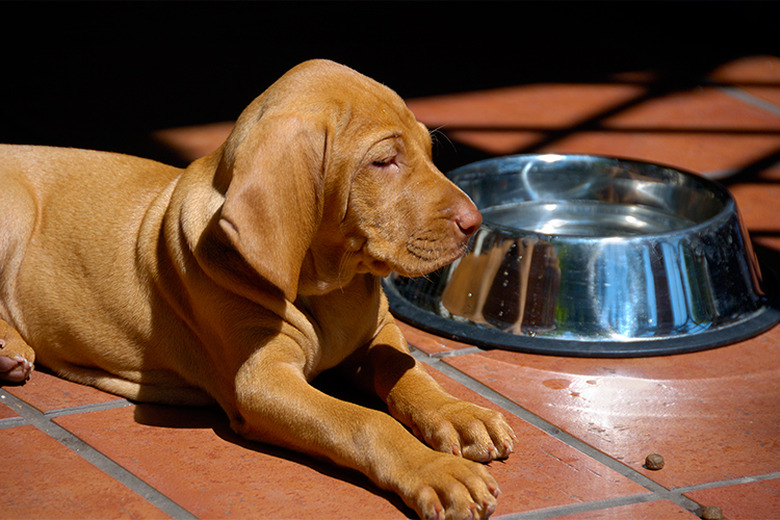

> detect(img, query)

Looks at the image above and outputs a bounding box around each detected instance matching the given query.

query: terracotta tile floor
[2,55,779,520]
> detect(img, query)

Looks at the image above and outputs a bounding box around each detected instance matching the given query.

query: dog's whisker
[429,127,455,152]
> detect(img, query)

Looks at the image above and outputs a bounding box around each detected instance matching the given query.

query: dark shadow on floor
[131,368,416,519]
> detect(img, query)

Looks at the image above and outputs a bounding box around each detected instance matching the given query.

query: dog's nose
[455,203,482,237]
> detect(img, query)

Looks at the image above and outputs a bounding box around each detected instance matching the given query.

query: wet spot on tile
[543,378,574,390]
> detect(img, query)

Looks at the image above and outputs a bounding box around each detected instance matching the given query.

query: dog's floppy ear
[217,113,325,301]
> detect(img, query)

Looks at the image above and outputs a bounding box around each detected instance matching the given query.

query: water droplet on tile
[543,378,572,390]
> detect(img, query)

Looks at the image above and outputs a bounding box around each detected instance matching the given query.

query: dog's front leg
[359,324,517,464]
[232,338,501,520]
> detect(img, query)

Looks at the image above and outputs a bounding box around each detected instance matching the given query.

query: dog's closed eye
[370,154,402,175]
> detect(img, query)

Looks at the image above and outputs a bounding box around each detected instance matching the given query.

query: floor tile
[0,396,19,420]
[407,80,780,177]
[683,477,780,520]
[152,121,233,163]
[53,404,414,519]
[730,180,780,229]
[731,187,780,252]
[727,165,780,251]
[549,86,780,176]
[0,424,168,519]
[422,366,650,516]
[598,86,780,131]
[441,333,780,490]
[709,55,780,107]
[4,369,125,413]
[408,83,649,129]
[406,83,648,156]
[539,130,780,179]
[398,320,478,355]
[549,499,698,519]
[52,366,649,519]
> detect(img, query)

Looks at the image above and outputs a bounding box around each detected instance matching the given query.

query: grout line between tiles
[44,398,134,417]
[0,391,132,428]
[492,493,661,520]
[672,471,780,494]
[428,346,486,358]
[0,389,198,520]
[0,415,25,429]
[409,348,704,516]
[717,84,780,116]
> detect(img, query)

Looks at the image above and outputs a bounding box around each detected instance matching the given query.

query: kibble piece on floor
[644,453,665,470]
[700,505,723,520]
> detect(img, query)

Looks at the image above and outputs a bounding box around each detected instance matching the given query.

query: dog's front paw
[0,354,34,383]
[398,450,500,520]
[0,321,36,384]
[410,400,516,463]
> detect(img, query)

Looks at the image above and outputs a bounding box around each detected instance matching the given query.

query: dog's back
[0,144,206,401]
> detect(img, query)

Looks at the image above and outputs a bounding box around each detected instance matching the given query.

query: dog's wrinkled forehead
[270,60,417,130]
[221,60,420,178]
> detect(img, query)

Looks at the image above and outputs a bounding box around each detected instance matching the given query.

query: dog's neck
[297,246,359,296]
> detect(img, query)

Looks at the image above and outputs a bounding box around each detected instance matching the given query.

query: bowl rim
[448,153,737,242]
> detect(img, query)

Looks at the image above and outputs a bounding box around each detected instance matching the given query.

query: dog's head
[214,60,481,300]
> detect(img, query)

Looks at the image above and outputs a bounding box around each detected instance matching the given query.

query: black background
[2,1,778,167]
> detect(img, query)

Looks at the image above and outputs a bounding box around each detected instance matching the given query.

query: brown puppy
[0,60,515,520]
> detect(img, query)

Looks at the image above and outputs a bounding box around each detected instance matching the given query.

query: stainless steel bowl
[384,154,779,356]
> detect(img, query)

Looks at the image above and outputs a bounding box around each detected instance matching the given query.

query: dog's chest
[296,283,383,373]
